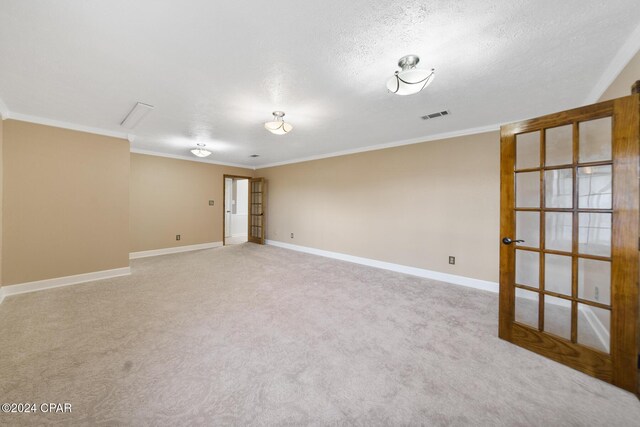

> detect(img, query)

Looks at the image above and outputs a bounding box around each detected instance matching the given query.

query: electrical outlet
[209,200,214,206]
[290,233,294,239]
[449,256,455,265]
[176,235,181,241]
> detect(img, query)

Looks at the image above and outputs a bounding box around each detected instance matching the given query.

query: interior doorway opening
[223,175,250,245]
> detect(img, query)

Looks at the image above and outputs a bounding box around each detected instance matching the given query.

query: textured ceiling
[0,1,638,167]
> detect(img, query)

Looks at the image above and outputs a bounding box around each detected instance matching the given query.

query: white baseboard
[129,241,223,259]
[231,233,248,238]
[265,241,614,350]
[1,267,131,299]
[266,240,499,293]
[0,287,5,305]
[579,305,610,353]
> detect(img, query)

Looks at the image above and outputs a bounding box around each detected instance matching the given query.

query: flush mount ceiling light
[386,55,435,96]
[264,111,293,135]
[190,143,212,158]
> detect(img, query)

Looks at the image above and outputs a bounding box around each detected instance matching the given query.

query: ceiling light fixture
[190,143,212,158]
[264,111,293,135]
[386,55,435,96]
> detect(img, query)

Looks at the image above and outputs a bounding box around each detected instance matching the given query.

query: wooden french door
[499,94,639,392]
[248,178,266,244]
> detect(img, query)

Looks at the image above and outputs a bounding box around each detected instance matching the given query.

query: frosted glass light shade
[264,111,293,135]
[264,120,293,135]
[190,147,212,157]
[386,68,435,95]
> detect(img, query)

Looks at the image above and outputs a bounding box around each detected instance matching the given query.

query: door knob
[502,237,525,245]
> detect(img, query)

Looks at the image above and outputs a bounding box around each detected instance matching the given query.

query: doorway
[499,93,639,393]
[223,175,250,246]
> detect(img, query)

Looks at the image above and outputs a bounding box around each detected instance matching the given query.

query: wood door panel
[499,132,516,342]
[501,101,614,135]
[512,323,612,382]
[248,177,266,244]
[499,94,639,393]
[610,95,639,391]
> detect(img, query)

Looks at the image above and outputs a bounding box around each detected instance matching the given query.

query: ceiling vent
[120,102,154,129]
[421,110,450,120]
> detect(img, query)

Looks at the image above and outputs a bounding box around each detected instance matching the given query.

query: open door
[248,177,266,244]
[223,174,251,246]
[499,93,639,393]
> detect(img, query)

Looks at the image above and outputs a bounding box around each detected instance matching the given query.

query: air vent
[421,110,450,120]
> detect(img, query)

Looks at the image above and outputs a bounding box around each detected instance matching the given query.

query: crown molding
[6,112,129,139]
[254,123,500,169]
[132,123,501,170]
[130,148,255,169]
[1,104,500,171]
[0,96,500,171]
[1,104,251,169]
[585,21,640,104]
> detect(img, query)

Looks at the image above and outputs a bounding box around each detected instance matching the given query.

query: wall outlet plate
[290,233,294,239]
[176,234,181,241]
[449,256,455,265]
[209,200,214,206]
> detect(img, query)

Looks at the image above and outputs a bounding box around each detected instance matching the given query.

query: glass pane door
[499,94,639,393]
[512,119,613,353]
[248,178,266,244]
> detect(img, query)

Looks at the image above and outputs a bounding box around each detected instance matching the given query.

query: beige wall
[0,118,3,286]
[596,49,640,329]
[258,131,500,282]
[1,48,636,288]
[255,49,640,284]
[2,120,130,285]
[599,49,640,101]
[129,153,252,252]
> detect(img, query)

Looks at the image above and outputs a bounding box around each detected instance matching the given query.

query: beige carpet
[225,235,248,245]
[0,243,638,425]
